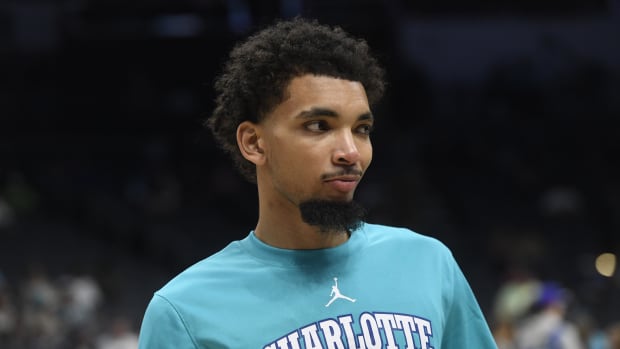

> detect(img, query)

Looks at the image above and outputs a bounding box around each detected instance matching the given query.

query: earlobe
[237,121,265,165]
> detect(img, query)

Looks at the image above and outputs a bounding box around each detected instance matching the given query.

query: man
[514,282,584,349]
[138,17,498,348]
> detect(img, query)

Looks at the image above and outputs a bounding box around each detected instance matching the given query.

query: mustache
[320,168,364,181]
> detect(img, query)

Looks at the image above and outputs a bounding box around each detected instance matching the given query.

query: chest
[187,266,449,348]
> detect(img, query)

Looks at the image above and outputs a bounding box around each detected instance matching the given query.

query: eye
[305,120,330,132]
[356,123,374,135]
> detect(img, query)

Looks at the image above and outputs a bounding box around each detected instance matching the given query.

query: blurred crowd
[0,264,137,349]
[1,1,619,348]
[491,273,620,349]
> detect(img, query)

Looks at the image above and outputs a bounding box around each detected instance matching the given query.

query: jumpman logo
[325,277,356,307]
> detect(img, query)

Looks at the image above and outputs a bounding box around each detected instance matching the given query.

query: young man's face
[257,74,373,208]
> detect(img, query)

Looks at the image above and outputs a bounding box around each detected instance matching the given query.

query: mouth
[321,170,363,182]
[325,179,359,193]
[323,171,363,193]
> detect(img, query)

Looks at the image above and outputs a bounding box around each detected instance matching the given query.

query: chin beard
[298,199,366,234]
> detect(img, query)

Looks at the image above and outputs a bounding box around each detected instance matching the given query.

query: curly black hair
[206,17,386,183]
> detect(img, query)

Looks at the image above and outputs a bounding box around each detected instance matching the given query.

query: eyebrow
[295,107,374,122]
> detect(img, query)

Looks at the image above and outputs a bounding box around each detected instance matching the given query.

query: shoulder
[360,222,452,254]
[358,222,457,270]
[155,240,248,300]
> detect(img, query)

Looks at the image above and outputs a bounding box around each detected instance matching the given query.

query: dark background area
[0,0,619,347]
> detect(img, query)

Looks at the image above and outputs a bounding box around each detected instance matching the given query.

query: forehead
[268,74,369,119]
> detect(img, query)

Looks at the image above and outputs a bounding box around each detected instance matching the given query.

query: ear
[237,121,266,166]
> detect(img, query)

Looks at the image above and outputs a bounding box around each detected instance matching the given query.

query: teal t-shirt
[138,223,497,348]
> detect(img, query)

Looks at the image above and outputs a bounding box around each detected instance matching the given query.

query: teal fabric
[138,223,497,348]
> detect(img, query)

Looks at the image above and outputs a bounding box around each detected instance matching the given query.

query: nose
[332,130,360,165]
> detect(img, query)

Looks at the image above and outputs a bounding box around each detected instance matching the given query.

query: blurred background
[0,0,619,348]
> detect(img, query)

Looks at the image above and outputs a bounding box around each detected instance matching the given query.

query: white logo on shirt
[325,277,356,307]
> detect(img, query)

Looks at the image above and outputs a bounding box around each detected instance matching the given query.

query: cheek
[361,142,373,169]
[269,148,321,201]
[268,141,314,180]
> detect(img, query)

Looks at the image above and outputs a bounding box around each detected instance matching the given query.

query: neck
[252,169,359,249]
[254,215,350,250]
[253,190,350,249]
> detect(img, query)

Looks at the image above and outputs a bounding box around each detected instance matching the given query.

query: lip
[324,176,361,193]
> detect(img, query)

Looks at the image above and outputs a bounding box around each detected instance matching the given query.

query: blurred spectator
[492,270,541,349]
[0,271,17,347]
[609,322,620,349]
[573,311,608,349]
[20,264,63,348]
[494,321,517,349]
[96,316,138,349]
[514,282,585,349]
[59,272,103,331]
[493,270,542,323]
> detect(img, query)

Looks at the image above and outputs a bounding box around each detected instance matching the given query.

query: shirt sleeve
[138,293,198,349]
[442,258,498,349]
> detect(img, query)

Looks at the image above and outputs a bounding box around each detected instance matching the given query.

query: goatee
[298,199,366,234]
